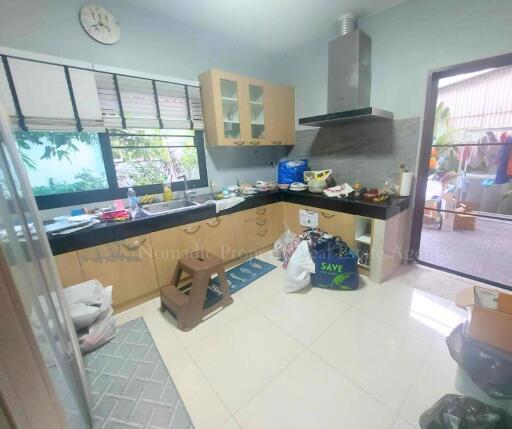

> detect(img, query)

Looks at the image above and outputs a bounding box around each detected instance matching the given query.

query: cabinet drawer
[242,211,283,252]
[78,234,158,308]
[240,203,280,221]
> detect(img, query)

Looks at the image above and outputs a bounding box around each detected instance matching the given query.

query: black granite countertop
[48,190,409,255]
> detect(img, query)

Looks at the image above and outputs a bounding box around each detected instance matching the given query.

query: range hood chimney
[299,15,393,127]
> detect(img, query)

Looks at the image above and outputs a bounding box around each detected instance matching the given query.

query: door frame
[410,52,512,287]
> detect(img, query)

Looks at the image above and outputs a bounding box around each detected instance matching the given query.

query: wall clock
[80,5,121,45]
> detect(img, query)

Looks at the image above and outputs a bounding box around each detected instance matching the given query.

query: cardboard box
[456,286,512,354]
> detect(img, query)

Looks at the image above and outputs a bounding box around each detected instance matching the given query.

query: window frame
[33,130,208,210]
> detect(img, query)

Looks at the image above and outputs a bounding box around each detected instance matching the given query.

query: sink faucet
[178,174,195,202]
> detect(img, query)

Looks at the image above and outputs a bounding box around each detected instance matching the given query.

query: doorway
[411,53,512,290]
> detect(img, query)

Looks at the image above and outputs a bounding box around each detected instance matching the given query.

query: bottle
[127,188,138,216]
[162,176,173,202]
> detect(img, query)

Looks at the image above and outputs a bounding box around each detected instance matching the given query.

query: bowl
[277,183,290,190]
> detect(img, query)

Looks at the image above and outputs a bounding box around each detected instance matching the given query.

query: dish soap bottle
[162,176,173,202]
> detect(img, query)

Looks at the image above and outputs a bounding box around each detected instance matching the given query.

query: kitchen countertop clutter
[48,190,409,256]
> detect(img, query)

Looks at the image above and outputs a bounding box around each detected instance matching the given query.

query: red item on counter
[101,210,130,221]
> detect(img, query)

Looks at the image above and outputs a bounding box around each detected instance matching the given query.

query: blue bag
[277,159,309,184]
[311,237,359,290]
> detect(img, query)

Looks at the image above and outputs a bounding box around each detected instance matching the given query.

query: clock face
[80,5,121,45]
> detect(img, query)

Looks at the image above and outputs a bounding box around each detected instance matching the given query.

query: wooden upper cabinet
[266,84,295,146]
[199,69,295,146]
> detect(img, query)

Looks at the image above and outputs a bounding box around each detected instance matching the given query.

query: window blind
[0,54,204,132]
[95,72,203,131]
[0,57,104,132]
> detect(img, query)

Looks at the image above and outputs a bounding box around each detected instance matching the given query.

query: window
[16,129,207,210]
[108,129,201,188]
[1,54,207,209]
[15,132,109,196]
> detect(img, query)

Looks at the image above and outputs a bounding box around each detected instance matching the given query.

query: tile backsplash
[287,117,421,189]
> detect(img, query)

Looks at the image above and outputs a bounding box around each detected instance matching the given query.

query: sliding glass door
[413,54,512,289]
[0,100,93,427]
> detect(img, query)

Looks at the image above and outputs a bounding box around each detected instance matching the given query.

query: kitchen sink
[140,199,203,216]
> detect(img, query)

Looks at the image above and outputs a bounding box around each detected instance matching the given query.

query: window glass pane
[113,146,199,188]
[428,144,512,217]
[15,132,108,196]
[420,211,512,287]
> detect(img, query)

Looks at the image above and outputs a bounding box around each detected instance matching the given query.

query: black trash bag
[420,394,512,429]
[447,324,512,399]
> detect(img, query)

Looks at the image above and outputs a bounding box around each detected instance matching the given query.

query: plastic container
[127,188,138,215]
[162,176,173,201]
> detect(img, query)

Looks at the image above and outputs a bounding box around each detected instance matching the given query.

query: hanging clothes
[495,133,512,184]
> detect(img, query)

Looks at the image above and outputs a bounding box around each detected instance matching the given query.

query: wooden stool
[160,251,233,331]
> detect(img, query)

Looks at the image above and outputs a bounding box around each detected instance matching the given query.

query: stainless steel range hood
[299,16,393,127]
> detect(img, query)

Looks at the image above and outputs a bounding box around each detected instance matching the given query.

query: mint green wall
[269,0,512,121]
[359,0,512,118]
[0,0,270,80]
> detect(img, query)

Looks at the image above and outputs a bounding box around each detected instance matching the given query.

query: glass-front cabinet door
[249,84,265,144]
[220,78,242,141]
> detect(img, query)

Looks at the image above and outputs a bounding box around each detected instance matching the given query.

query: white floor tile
[111,255,470,429]
[114,297,160,325]
[399,340,460,426]
[392,416,416,429]
[173,297,253,350]
[354,280,464,343]
[235,267,284,307]
[311,307,429,412]
[236,351,395,429]
[255,287,349,345]
[142,310,232,429]
[186,307,304,412]
[221,418,241,429]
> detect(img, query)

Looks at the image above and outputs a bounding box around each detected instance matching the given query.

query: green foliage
[15,132,96,170]
[31,168,107,196]
[110,132,199,186]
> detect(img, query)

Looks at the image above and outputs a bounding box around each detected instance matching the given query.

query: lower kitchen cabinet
[151,214,238,288]
[282,202,355,246]
[237,204,283,254]
[150,227,183,288]
[54,251,84,287]
[78,234,159,309]
[202,215,237,262]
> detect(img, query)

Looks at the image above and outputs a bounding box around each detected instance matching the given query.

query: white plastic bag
[63,280,113,330]
[284,241,315,293]
[64,279,104,306]
[78,312,115,353]
[273,225,297,260]
[69,302,101,330]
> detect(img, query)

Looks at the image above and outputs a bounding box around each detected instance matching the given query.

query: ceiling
[123,0,404,52]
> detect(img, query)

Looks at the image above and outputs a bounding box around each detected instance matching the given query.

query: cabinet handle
[249,140,260,145]
[206,218,222,228]
[256,208,266,216]
[183,225,201,234]
[233,140,245,146]
[256,228,268,237]
[272,140,283,145]
[122,238,146,251]
[255,218,267,226]
[321,212,335,219]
